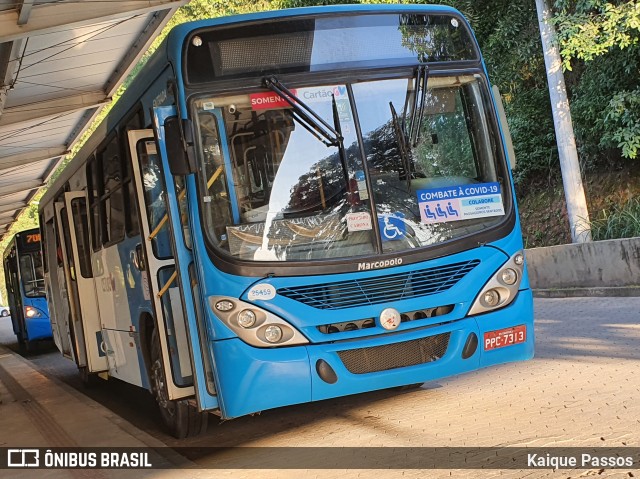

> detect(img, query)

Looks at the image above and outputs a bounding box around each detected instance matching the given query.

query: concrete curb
[533,286,640,298]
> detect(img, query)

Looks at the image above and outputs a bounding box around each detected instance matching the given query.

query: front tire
[150,328,208,438]
[1,310,9,317]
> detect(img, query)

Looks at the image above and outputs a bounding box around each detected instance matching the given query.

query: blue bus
[39,5,533,438]
[2,228,52,348]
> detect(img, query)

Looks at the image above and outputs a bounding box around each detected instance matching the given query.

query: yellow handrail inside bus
[157,271,177,298]
[148,165,224,241]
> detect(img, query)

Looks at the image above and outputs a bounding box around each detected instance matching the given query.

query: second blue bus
[2,228,52,349]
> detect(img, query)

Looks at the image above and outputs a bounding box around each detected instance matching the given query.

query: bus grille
[277,260,479,310]
[337,332,450,374]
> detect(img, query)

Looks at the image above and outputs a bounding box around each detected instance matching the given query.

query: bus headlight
[209,296,308,347]
[237,309,257,328]
[514,252,524,266]
[500,268,518,285]
[214,300,235,312]
[483,289,501,307]
[263,325,283,343]
[469,251,525,315]
[25,306,41,318]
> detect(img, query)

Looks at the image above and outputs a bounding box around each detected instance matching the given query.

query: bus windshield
[19,251,46,297]
[194,74,508,262]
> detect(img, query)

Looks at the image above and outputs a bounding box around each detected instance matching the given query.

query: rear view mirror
[164,116,197,175]
[492,85,516,170]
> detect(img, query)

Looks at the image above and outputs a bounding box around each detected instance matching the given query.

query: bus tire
[150,328,208,438]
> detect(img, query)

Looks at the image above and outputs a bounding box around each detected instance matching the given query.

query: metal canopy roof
[0,0,186,240]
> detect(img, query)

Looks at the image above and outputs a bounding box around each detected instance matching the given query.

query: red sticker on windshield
[250,92,295,110]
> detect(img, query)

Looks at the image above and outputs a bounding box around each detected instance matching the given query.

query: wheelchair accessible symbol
[378,214,406,241]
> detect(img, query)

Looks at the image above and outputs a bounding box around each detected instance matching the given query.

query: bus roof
[2,227,41,260]
[166,4,464,50]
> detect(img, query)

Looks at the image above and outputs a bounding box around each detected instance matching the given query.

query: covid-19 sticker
[417,182,505,224]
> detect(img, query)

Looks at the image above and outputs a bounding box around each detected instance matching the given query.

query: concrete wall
[526,237,640,291]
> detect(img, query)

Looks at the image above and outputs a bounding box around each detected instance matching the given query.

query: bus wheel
[150,329,208,438]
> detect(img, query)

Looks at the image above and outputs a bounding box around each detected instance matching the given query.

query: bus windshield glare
[194,74,508,262]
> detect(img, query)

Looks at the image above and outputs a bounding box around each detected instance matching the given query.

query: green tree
[554,1,640,160]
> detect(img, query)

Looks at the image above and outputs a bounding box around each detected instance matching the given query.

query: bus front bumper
[25,317,53,341]
[212,290,534,419]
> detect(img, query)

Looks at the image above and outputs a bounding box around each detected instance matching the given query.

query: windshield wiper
[264,76,340,147]
[264,76,350,190]
[390,102,412,192]
[330,94,352,192]
[408,64,429,147]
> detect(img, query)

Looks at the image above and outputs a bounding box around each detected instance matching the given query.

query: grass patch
[589,197,640,240]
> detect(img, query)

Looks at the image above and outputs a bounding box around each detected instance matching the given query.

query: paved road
[1,297,639,478]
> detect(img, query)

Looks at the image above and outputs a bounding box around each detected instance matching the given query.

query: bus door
[3,249,25,341]
[128,128,207,406]
[42,212,73,357]
[63,191,108,373]
[54,201,86,366]
[129,111,218,411]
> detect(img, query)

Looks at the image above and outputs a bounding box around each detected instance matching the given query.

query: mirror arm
[181,118,197,174]
[167,80,197,175]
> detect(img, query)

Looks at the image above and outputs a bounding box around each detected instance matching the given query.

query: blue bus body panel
[212,338,312,417]
[192,227,533,418]
[119,235,154,390]
[212,292,533,419]
[238,246,509,344]
[23,296,52,341]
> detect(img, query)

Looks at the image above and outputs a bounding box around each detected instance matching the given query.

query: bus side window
[99,135,126,246]
[71,198,93,278]
[137,140,172,259]
[197,112,232,244]
[121,133,140,238]
[87,155,103,251]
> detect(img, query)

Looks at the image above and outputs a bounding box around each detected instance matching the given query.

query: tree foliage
[554,0,640,67]
[554,1,640,161]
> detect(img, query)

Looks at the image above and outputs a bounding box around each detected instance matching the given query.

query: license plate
[484,325,526,350]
